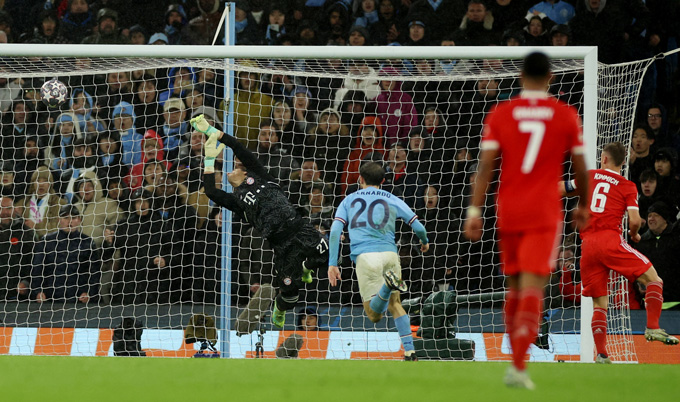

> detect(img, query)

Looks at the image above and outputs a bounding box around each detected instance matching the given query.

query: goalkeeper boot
[404,352,418,362]
[301,261,313,284]
[383,270,407,292]
[271,300,286,328]
[595,354,612,364]
[644,328,680,345]
[503,366,535,390]
[190,114,220,138]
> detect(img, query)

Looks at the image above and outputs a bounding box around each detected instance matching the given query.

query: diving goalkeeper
[193,115,329,328]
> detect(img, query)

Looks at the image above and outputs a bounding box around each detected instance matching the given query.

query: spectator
[1,99,37,161]
[70,87,106,135]
[95,131,128,189]
[126,130,169,191]
[103,188,170,304]
[402,19,429,46]
[234,0,263,45]
[149,173,197,301]
[452,0,500,46]
[304,108,352,184]
[17,166,67,239]
[405,185,460,298]
[488,0,528,34]
[529,0,576,25]
[653,148,680,209]
[81,8,128,44]
[104,176,131,213]
[333,60,381,111]
[635,202,680,304]
[557,247,581,305]
[159,67,197,106]
[112,101,143,166]
[157,98,190,163]
[348,24,372,46]
[164,3,189,45]
[263,2,291,46]
[100,72,135,121]
[20,9,68,44]
[184,0,223,45]
[196,68,221,109]
[549,23,570,46]
[0,77,21,113]
[646,104,680,155]
[637,169,674,231]
[230,66,275,149]
[353,0,380,30]
[302,183,334,221]
[338,90,371,137]
[0,195,35,301]
[73,172,123,247]
[369,0,406,45]
[183,85,207,117]
[629,124,656,188]
[522,13,550,46]
[297,307,320,331]
[406,126,441,184]
[376,66,419,147]
[58,137,98,202]
[31,205,101,304]
[341,115,385,195]
[47,117,80,178]
[0,161,22,199]
[132,75,163,131]
[270,100,295,153]
[186,162,218,229]
[255,119,300,188]
[148,32,169,45]
[59,0,95,44]
[128,24,148,45]
[570,0,628,63]
[385,144,425,209]
[408,0,467,42]
[320,0,352,45]
[289,159,334,209]
[14,136,44,196]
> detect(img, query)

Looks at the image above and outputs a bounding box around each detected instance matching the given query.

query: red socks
[504,288,520,337]
[510,287,543,371]
[645,281,664,329]
[592,307,608,357]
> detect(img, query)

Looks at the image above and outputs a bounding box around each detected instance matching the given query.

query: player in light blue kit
[328,162,429,361]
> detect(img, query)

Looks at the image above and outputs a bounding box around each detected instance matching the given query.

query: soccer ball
[40,78,68,108]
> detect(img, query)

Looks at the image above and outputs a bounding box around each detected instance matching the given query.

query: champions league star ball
[40,78,68,108]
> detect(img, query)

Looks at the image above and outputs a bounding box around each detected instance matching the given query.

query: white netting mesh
[0,51,646,360]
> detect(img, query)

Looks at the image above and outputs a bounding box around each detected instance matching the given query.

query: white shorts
[355,251,401,302]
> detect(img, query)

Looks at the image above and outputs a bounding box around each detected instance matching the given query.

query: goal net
[0,44,647,361]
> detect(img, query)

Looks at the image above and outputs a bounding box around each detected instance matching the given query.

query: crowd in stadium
[0,0,678,309]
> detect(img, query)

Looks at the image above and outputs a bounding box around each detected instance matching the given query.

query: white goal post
[0,41,655,362]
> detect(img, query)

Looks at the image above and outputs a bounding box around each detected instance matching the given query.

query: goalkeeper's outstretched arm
[212,131,275,182]
[203,173,243,216]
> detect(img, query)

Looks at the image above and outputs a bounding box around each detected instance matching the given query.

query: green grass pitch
[1,356,677,401]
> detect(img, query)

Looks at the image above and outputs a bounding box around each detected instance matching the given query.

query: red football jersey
[579,168,639,238]
[481,91,583,232]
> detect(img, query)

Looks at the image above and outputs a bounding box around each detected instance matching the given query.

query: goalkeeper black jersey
[204,135,302,245]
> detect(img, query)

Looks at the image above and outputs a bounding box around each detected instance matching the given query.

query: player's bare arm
[571,153,590,228]
[626,207,644,243]
[463,148,500,241]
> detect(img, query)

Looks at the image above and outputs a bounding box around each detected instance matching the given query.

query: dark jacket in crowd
[635,221,680,302]
[31,229,101,301]
[0,217,35,300]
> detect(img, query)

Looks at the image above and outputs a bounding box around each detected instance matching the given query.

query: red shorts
[498,227,560,277]
[580,231,652,298]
